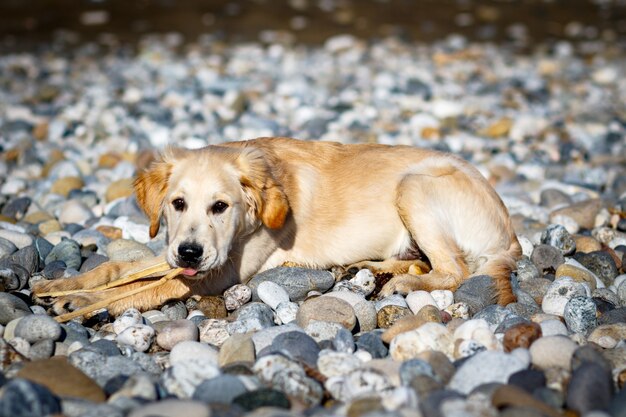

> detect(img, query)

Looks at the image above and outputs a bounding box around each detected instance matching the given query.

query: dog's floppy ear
[134,157,172,238]
[237,147,289,229]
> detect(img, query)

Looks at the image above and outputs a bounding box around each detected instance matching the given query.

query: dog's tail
[474,237,522,305]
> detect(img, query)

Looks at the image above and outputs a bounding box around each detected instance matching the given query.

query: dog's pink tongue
[182,268,198,276]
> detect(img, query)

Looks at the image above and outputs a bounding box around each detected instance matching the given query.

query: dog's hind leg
[346,259,431,276]
[380,167,518,304]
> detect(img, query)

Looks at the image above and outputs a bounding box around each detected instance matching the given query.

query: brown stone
[23,211,54,224]
[296,296,356,330]
[218,333,255,367]
[483,117,513,138]
[0,215,16,224]
[377,305,411,329]
[105,178,134,202]
[503,322,542,352]
[415,350,456,384]
[519,278,552,305]
[555,263,597,291]
[492,385,562,417]
[38,219,62,235]
[381,309,441,344]
[550,199,602,230]
[574,235,602,254]
[96,225,123,240]
[51,176,84,197]
[41,149,66,178]
[415,305,442,323]
[98,152,123,169]
[347,397,385,417]
[33,122,49,141]
[194,296,228,319]
[17,357,106,402]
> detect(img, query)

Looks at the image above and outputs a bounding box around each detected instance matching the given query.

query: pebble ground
[0,29,625,417]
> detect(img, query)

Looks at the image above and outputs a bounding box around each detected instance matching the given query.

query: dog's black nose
[178,242,203,266]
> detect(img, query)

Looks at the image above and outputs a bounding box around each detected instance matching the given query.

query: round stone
[389,322,454,360]
[257,281,290,310]
[156,319,199,350]
[297,296,356,330]
[14,314,62,343]
[106,239,154,262]
[113,308,143,334]
[128,399,210,417]
[542,277,589,316]
[529,336,577,370]
[116,324,155,352]
[406,291,438,314]
[448,350,529,394]
[541,224,576,255]
[377,305,411,329]
[503,322,542,352]
[0,292,33,325]
[170,341,218,366]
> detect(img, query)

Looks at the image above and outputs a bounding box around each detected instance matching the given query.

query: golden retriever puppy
[34,137,521,316]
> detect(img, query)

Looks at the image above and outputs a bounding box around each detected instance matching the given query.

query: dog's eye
[172,198,186,211]
[211,201,229,214]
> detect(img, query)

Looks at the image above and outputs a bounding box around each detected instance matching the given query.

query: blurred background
[2,0,626,47]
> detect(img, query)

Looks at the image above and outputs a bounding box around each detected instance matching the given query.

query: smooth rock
[192,375,248,405]
[539,319,568,336]
[355,332,388,359]
[531,244,565,273]
[187,296,227,319]
[198,318,230,347]
[50,176,84,197]
[58,200,93,225]
[529,336,577,370]
[296,296,356,330]
[550,199,601,230]
[161,361,221,398]
[503,322,542,352]
[14,314,62,343]
[588,323,626,348]
[219,333,255,367]
[45,238,81,270]
[454,275,498,314]
[161,300,188,320]
[170,340,219,366]
[0,292,32,325]
[106,239,154,262]
[156,319,199,350]
[257,281,290,310]
[270,330,320,368]
[17,357,105,402]
[555,263,598,291]
[448,350,529,394]
[431,290,454,310]
[128,399,211,417]
[248,267,334,301]
[566,362,613,414]
[317,350,362,378]
[574,251,618,287]
[0,378,61,417]
[324,290,377,332]
[389,322,454,360]
[406,290,438,314]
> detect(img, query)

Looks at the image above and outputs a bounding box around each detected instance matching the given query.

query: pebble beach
[0,24,625,417]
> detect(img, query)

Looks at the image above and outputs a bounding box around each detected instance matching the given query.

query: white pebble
[431,290,454,310]
[170,340,218,366]
[257,281,290,310]
[542,277,588,316]
[57,200,94,225]
[453,319,490,341]
[113,308,143,334]
[539,319,568,336]
[116,324,155,352]
[405,291,438,314]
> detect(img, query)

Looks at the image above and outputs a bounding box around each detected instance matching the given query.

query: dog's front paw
[49,293,102,316]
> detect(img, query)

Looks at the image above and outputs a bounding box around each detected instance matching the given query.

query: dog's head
[134,145,289,276]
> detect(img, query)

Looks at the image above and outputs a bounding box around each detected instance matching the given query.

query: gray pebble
[156,319,199,350]
[45,238,81,270]
[228,302,275,334]
[14,314,62,343]
[248,267,334,301]
[453,275,498,314]
[270,330,320,368]
[192,375,248,404]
